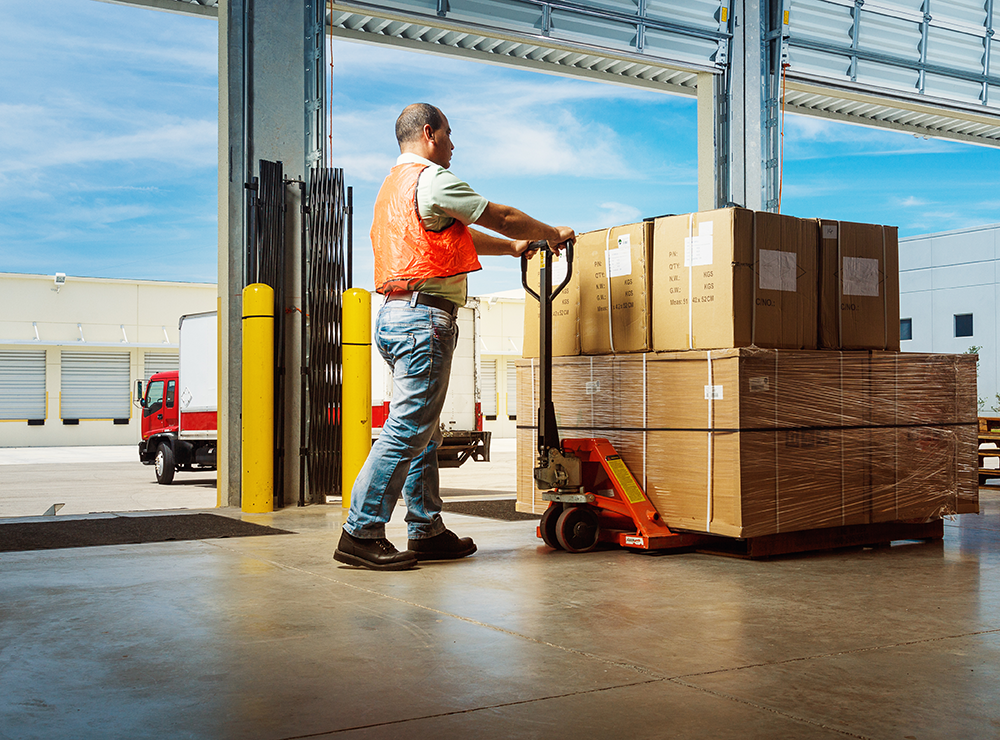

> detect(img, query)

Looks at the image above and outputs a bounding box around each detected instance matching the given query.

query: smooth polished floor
[1,490,998,740]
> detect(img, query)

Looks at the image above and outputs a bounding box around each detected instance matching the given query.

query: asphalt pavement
[0,438,517,519]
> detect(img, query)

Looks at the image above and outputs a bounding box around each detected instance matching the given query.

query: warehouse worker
[335,103,575,571]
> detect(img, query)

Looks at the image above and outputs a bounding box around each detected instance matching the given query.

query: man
[334,103,575,571]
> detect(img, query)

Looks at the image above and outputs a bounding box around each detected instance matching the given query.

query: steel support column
[219,0,317,507]
[697,71,729,211]
[725,0,765,212]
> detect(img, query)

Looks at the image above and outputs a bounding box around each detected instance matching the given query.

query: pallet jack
[521,241,700,553]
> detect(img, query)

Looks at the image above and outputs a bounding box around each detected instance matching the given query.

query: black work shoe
[408,529,477,562]
[334,530,417,571]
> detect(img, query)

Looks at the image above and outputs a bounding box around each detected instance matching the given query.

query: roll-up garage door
[143,352,179,382]
[506,362,517,419]
[61,351,131,420]
[0,350,46,420]
[481,358,497,418]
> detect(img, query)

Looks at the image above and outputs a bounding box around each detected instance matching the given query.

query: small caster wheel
[540,505,564,550]
[555,506,600,553]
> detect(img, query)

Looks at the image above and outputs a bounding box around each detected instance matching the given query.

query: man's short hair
[395,103,444,146]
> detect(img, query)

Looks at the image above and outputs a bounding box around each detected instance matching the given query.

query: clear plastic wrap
[516,348,977,539]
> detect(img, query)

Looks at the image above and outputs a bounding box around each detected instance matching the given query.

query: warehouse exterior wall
[477,290,525,440]
[0,273,216,447]
[899,224,1000,411]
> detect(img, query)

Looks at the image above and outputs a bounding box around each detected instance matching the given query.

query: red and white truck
[136,298,489,484]
[136,311,217,484]
[371,298,491,467]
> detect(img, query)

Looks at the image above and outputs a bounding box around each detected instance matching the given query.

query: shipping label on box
[523,250,580,358]
[577,223,653,354]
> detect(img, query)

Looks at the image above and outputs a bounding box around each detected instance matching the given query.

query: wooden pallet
[978,417,1000,488]
[677,519,945,560]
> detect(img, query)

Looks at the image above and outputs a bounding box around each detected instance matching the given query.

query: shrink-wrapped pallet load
[515,350,977,539]
[519,207,970,545]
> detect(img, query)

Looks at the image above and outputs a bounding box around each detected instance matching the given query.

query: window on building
[900,318,912,341]
[955,313,974,338]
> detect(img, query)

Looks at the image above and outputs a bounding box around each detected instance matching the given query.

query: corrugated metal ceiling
[101,0,1000,146]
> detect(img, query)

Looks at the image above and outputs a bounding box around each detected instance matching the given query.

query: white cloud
[0,104,217,173]
[330,39,677,183]
[589,202,643,230]
[897,195,930,208]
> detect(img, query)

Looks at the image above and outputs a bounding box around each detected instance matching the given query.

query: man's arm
[469,229,520,257]
[474,202,574,247]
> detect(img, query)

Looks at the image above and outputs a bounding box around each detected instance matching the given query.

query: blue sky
[3,0,1000,296]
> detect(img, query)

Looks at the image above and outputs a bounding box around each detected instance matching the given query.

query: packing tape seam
[837,221,843,350]
[643,352,648,491]
[590,356,594,426]
[605,228,616,354]
[840,351,845,527]
[895,352,899,519]
[688,213,695,350]
[774,349,780,534]
[706,350,714,532]
[531,357,537,512]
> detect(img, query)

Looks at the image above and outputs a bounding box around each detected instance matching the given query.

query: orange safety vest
[371,163,481,294]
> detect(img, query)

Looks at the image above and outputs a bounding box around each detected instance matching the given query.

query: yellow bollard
[242,283,274,513]
[342,288,372,509]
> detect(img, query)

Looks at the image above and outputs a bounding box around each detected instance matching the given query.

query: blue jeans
[344,300,458,540]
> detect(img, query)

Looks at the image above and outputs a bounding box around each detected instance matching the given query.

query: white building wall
[899,224,1000,411]
[0,273,216,447]
[476,290,525,439]
[0,273,529,446]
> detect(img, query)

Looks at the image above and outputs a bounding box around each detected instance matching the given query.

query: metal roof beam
[92,0,218,17]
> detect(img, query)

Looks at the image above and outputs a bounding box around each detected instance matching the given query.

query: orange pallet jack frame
[521,241,697,554]
[536,437,702,552]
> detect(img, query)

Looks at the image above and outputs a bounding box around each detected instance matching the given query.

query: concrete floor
[1,477,999,738]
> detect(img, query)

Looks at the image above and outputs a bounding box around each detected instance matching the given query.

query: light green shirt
[396,153,488,306]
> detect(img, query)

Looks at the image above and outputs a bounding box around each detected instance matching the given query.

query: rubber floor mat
[0,513,293,552]
[441,499,541,522]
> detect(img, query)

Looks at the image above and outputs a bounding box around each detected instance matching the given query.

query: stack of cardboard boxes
[518,208,978,539]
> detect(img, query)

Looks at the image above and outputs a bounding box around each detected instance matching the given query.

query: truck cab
[137,310,218,484]
[140,371,179,441]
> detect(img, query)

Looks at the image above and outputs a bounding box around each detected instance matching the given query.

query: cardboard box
[818,220,901,350]
[515,351,977,538]
[577,222,653,354]
[651,208,820,352]
[522,249,579,358]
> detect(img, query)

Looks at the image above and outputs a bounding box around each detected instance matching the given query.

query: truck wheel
[155,443,175,485]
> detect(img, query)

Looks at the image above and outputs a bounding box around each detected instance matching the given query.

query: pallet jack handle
[521,239,574,460]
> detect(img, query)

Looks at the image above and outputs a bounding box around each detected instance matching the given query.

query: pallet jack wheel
[540,505,564,550]
[555,506,600,553]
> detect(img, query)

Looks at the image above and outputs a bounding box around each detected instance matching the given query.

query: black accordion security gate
[303,167,352,503]
[245,160,352,507]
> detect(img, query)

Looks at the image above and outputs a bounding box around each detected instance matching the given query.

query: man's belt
[386,291,460,317]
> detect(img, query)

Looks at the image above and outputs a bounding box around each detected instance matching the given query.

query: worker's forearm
[470,229,517,256]
[475,202,563,243]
